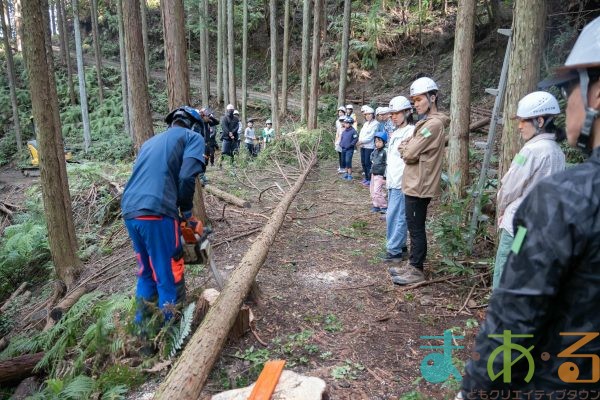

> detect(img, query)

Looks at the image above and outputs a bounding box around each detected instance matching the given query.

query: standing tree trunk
[269,0,279,133]
[221,0,229,105]
[161,0,190,110]
[241,0,248,124]
[199,0,210,106]
[49,2,55,35]
[14,0,23,52]
[418,0,423,47]
[216,0,223,104]
[226,0,236,108]
[58,0,77,105]
[0,0,22,151]
[123,0,153,151]
[90,0,104,103]
[22,0,81,287]
[117,0,131,138]
[337,0,351,107]
[447,0,476,199]
[499,0,546,177]
[279,0,290,116]
[56,0,67,66]
[299,0,311,124]
[140,0,150,80]
[307,0,322,129]
[72,0,92,152]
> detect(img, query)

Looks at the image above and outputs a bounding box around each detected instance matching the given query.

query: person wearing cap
[339,116,359,180]
[199,107,220,168]
[345,104,358,129]
[358,105,378,186]
[492,91,565,289]
[121,106,206,324]
[375,106,395,140]
[219,104,239,167]
[392,77,450,285]
[382,96,414,264]
[335,106,347,173]
[460,16,600,398]
[262,119,275,148]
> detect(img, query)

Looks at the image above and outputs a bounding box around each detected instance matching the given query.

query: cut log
[211,370,328,400]
[205,185,251,208]
[469,117,491,132]
[193,289,254,340]
[0,352,44,385]
[0,282,28,312]
[154,152,318,399]
[49,283,96,322]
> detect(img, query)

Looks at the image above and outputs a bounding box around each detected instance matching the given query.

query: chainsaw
[179,220,224,289]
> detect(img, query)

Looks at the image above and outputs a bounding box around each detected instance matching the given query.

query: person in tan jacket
[390,77,450,285]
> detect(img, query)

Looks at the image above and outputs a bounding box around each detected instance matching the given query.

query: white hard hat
[410,77,439,97]
[337,106,346,112]
[266,119,272,124]
[345,104,354,109]
[361,105,374,114]
[388,96,412,112]
[233,109,240,115]
[515,91,560,119]
[563,16,600,72]
[226,104,235,110]
[375,106,390,116]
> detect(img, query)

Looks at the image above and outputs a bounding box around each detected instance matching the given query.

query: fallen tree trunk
[49,283,96,323]
[205,185,251,208]
[469,117,490,132]
[154,153,318,399]
[0,352,44,385]
[1,282,28,312]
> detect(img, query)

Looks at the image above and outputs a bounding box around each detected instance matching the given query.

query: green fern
[165,302,196,359]
[61,374,95,399]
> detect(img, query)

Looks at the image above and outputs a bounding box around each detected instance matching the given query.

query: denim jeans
[493,228,514,289]
[386,188,407,256]
[361,148,374,178]
[342,148,354,169]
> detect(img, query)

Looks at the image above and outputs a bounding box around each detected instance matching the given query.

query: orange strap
[247,360,286,400]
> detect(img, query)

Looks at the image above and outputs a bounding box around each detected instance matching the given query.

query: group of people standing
[335,77,450,286]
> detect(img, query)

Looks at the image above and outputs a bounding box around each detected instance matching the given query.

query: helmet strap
[576,69,599,154]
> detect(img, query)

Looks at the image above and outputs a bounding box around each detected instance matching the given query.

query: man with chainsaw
[121,106,206,324]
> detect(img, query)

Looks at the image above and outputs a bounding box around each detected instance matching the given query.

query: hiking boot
[392,266,425,285]
[370,207,381,213]
[382,252,405,263]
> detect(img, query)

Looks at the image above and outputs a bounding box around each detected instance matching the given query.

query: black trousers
[405,195,431,270]
[338,151,343,169]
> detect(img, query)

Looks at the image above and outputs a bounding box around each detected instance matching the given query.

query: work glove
[182,211,203,235]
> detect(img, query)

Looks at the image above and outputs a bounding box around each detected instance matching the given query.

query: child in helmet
[244,120,257,157]
[370,131,388,213]
[335,106,347,173]
[358,105,378,186]
[339,116,358,180]
[262,119,275,148]
[492,91,566,289]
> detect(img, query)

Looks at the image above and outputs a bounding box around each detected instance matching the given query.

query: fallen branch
[155,146,319,399]
[205,185,251,208]
[258,185,278,202]
[455,283,477,316]
[0,282,28,312]
[212,227,262,248]
[49,284,97,323]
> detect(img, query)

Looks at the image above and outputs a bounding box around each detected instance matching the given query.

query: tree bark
[0,0,22,151]
[280,0,290,116]
[154,153,318,400]
[90,0,104,103]
[337,0,351,108]
[22,0,81,287]
[499,0,546,177]
[216,0,223,104]
[269,0,279,134]
[58,0,77,105]
[49,2,54,35]
[221,0,229,105]
[161,0,190,110]
[56,0,67,66]
[447,0,476,199]
[72,0,92,152]
[199,0,210,106]
[307,0,322,130]
[117,0,131,139]
[0,352,45,385]
[227,0,236,108]
[205,184,251,208]
[140,0,150,80]
[14,0,23,52]
[241,0,248,123]
[123,0,153,151]
[299,0,311,124]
